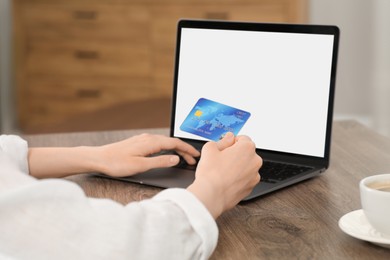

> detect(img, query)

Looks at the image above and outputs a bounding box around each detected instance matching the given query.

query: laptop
[107,19,340,201]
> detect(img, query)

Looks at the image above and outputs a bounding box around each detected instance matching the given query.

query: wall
[310,0,390,137]
[371,0,390,137]
[309,0,373,123]
[0,0,15,134]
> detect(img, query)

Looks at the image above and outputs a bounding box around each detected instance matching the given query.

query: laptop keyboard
[155,150,313,183]
[175,155,313,183]
[259,161,313,183]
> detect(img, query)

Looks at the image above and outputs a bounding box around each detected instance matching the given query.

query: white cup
[360,174,390,237]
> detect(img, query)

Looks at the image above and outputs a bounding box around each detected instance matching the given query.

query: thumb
[216,132,235,151]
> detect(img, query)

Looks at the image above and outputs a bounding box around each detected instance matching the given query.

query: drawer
[22,76,153,124]
[19,3,150,42]
[25,40,151,77]
[25,76,153,101]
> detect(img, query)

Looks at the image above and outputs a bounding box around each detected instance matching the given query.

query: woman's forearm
[28,147,104,179]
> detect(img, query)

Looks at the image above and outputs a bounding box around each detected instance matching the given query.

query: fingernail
[170,156,180,164]
[225,132,233,138]
[226,132,235,140]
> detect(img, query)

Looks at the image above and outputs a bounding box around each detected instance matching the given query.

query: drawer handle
[72,10,97,20]
[204,12,229,20]
[74,50,99,60]
[77,89,101,98]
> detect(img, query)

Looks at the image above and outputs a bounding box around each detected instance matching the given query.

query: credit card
[180,98,251,141]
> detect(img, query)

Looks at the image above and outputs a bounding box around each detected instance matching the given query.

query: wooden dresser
[13,0,307,133]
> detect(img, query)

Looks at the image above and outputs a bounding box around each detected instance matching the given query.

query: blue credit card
[180,98,251,141]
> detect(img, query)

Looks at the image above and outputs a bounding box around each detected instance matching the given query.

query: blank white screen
[174,28,334,157]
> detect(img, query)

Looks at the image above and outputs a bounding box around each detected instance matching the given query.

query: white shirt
[0,135,218,260]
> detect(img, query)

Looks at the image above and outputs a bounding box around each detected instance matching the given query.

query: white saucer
[339,209,390,248]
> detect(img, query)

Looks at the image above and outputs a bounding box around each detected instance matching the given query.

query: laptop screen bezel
[170,19,340,168]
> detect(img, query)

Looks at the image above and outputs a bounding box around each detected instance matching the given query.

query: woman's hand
[187,132,262,219]
[96,134,200,177]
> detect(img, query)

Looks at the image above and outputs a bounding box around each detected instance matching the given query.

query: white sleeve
[0,135,218,260]
[0,135,29,174]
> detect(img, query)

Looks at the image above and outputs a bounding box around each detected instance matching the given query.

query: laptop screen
[172,21,338,158]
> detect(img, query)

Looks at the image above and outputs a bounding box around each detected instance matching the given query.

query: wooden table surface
[24,120,390,259]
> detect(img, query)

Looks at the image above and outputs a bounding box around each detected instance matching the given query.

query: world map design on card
[180,98,251,141]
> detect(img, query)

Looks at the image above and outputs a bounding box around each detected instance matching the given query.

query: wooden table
[24,120,390,259]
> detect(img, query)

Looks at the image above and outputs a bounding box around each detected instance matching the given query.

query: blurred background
[1,0,389,137]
